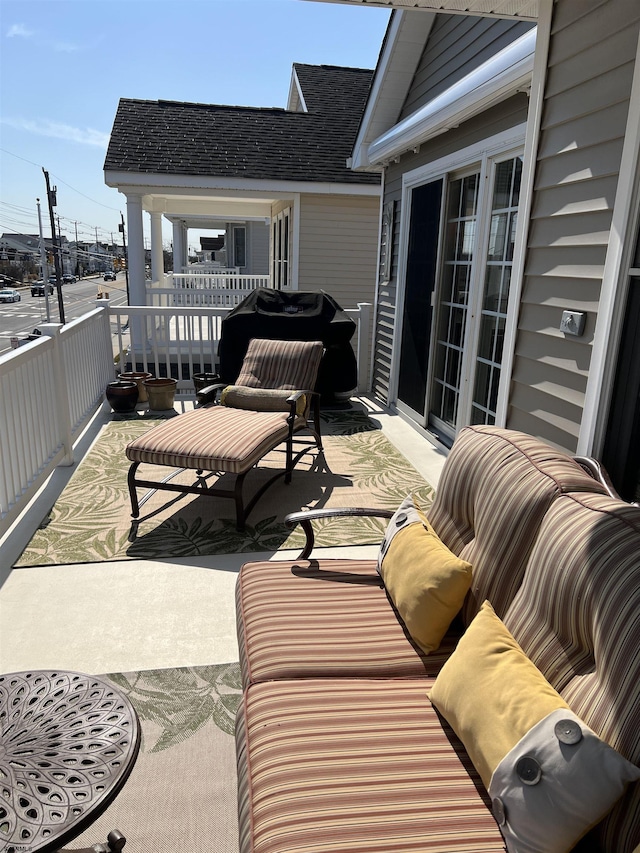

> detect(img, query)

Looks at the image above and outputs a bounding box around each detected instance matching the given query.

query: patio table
[0,669,141,852]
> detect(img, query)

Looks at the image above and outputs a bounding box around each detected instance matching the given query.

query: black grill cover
[219,289,357,397]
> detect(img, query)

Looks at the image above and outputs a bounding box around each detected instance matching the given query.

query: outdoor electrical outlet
[560,310,586,336]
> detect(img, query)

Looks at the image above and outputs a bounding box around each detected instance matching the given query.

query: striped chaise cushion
[427,425,608,626]
[126,405,298,474]
[235,338,323,391]
[236,559,460,688]
[236,678,506,853]
[503,493,640,853]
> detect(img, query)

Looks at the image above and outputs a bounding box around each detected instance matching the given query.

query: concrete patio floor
[0,395,447,676]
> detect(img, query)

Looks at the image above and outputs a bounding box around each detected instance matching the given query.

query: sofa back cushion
[427,426,608,627]
[503,493,640,853]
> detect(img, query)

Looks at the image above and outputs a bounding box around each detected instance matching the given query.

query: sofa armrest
[573,455,629,502]
[196,382,227,406]
[285,507,393,560]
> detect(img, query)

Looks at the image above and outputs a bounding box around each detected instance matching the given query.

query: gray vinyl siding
[507,0,640,452]
[246,221,269,274]
[399,14,535,120]
[371,93,530,403]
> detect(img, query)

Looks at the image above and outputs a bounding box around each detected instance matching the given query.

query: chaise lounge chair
[125,338,324,538]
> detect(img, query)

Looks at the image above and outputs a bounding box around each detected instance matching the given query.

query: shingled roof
[104,64,379,186]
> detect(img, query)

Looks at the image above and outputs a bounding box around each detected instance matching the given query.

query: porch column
[150,211,164,284]
[172,220,186,273]
[126,193,146,306]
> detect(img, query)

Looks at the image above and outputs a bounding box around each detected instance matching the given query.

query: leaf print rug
[16,406,434,566]
[71,664,242,853]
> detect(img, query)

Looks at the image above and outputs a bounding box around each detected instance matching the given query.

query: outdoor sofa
[234,425,640,853]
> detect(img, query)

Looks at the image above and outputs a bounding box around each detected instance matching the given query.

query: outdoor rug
[69,663,242,853]
[16,407,434,566]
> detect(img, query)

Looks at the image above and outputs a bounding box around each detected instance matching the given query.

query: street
[0,274,129,354]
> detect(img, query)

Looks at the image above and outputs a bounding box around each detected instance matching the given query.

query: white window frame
[391,125,526,432]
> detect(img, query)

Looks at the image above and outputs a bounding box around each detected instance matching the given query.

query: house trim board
[367,27,535,166]
[495,0,553,427]
[578,28,640,457]
[388,123,527,414]
[105,173,381,198]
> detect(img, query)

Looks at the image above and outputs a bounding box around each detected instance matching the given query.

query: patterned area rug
[16,408,434,566]
[71,664,242,853]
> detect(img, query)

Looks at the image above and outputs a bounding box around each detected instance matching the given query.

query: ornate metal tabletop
[0,670,141,853]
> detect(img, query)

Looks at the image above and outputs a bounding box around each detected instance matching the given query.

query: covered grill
[218,289,358,398]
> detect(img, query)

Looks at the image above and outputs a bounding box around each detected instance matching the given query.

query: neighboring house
[336,0,640,502]
[103,64,382,312]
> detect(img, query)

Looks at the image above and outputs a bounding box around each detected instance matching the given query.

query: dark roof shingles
[104,65,379,186]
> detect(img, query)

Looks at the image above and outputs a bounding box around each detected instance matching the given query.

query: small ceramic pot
[105,380,138,413]
[144,377,178,411]
[118,371,153,403]
[192,372,220,394]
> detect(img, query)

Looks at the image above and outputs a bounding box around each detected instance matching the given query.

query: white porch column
[126,193,147,363]
[126,193,146,306]
[173,221,187,272]
[150,211,164,284]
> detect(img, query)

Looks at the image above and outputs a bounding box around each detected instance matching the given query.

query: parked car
[0,287,21,303]
[31,280,54,296]
[62,274,77,284]
[104,271,117,281]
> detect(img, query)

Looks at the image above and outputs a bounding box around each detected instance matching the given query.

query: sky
[0,0,390,251]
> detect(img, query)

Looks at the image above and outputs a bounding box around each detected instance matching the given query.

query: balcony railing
[146,272,272,308]
[0,300,372,540]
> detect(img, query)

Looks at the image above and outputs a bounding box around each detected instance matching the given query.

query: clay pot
[118,371,153,403]
[192,372,220,394]
[144,377,177,411]
[105,380,138,413]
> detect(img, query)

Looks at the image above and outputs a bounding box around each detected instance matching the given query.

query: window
[232,226,246,268]
[272,208,290,289]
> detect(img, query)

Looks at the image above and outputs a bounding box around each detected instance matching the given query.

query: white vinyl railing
[0,300,372,540]
[146,272,272,308]
[0,306,115,538]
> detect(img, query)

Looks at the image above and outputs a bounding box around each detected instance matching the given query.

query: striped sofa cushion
[427,425,608,627]
[504,494,640,853]
[235,338,323,391]
[236,559,459,688]
[236,678,506,853]
[126,405,297,474]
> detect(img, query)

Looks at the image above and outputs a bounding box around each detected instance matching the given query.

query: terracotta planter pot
[105,380,138,413]
[144,377,178,411]
[118,371,153,403]
[192,372,220,394]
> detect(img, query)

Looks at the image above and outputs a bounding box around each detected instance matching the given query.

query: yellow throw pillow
[429,601,640,853]
[377,494,472,654]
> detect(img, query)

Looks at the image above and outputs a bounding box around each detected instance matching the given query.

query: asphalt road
[0,274,129,355]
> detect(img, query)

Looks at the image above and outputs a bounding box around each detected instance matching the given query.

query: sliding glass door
[397,151,522,445]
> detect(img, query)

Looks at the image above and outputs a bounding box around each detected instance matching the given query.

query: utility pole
[74,221,80,278]
[36,198,51,322]
[42,168,65,324]
[119,213,129,304]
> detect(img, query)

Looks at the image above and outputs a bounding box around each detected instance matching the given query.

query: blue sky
[0,0,390,249]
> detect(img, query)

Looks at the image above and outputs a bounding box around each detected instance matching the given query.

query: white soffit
[368,26,536,165]
[306,0,538,19]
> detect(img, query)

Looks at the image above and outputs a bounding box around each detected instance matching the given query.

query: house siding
[297,193,380,385]
[507,0,640,452]
[297,194,380,309]
[372,93,530,403]
[246,221,269,275]
[399,14,535,120]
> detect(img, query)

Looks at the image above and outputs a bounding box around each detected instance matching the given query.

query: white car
[0,287,21,303]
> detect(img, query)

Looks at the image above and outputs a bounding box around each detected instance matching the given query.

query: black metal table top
[0,670,141,853]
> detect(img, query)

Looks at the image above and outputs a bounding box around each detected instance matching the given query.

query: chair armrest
[285,507,394,560]
[196,382,227,406]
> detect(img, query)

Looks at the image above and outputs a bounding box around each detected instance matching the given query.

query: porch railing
[0,307,115,539]
[146,272,272,308]
[0,300,372,541]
